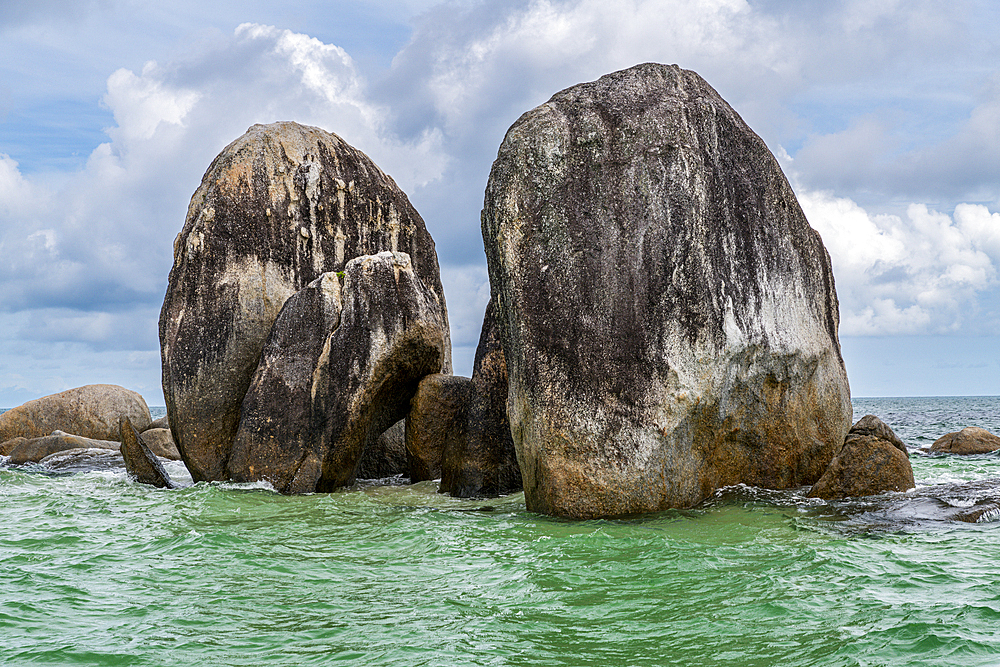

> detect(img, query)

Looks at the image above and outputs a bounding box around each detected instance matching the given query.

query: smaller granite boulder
[357,420,408,479]
[0,385,151,444]
[406,374,472,482]
[120,417,176,489]
[808,434,915,499]
[929,427,1000,455]
[145,415,169,432]
[7,432,120,465]
[38,448,124,472]
[440,298,521,497]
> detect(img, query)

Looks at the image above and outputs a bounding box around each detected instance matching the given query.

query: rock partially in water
[807,435,915,499]
[229,251,447,493]
[7,432,120,465]
[481,63,851,518]
[929,427,1000,455]
[358,420,408,479]
[406,374,471,482]
[160,121,450,483]
[0,385,151,445]
[38,448,125,472]
[120,416,176,489]
[440,298,521,498]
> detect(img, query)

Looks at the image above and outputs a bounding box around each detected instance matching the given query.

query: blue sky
[1,0,999,406]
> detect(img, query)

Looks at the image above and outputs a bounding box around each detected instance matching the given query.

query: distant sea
[2,397,999,666]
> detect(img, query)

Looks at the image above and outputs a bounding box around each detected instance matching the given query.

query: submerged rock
[38,448,125,472]
[440,298,521,497]
[7,432,120,465]
[120,416,176,489]
[160,121,450,483]
[929,427,1000,455]
[407,374,472,482]
[228,251,447,493]
[0,385,151,445]
[481,63,851,518]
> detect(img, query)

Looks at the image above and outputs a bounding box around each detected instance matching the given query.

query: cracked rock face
[159,122,449,482]
[482,63,852,518]
[228,251,447,493]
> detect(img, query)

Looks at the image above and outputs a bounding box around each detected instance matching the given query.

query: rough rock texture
[160,121,450,482]
[929,427,1000,455]
[145,415,169,432]
[407,374,472,482]
[37,448,124,472]
[141,428,182,460]
[228,251,447,493]
[120,417,176,489]
[440,298,522,497]
[848,414,907,455]
[357,420,408,479]
[482,63,852,518]
[0,385,151,445]
[6,432,120,465]
[807,435,915,499]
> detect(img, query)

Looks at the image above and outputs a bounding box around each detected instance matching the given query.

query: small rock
[357,420,408,479]
[808,435,915,499]
[145,415,169,432]
[929,427,1000,455]
[120,416,176,489]
[39,448,124,472]
[407,374,472,482]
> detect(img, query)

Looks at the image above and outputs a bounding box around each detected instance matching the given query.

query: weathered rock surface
[848,414,907,455]
[808,436,915,500]
[357,420,408,479]
[160,121,450,482]
[145,415,169,432]
[228,251,447,493]
[407,374,472,482]
[120,417,176,489]
[6,432,120,465]
[482,63,852,518]
[929,427,1000,455]
[440,298,522,497]
[0,385,151,445]
[141,428,181,460]
[38,448,124,472]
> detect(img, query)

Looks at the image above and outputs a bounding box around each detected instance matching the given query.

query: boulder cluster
[8,63,995,516]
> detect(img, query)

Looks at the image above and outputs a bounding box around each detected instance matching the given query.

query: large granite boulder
[440,297,522,497]
[228,251,447,493]
[0,385,151,445]
[6,431,120,465]
[160,121,450,482]
[406,374,472,482]
[808,415,914,499]
[929,427,1000,455]
[482,63,852,518]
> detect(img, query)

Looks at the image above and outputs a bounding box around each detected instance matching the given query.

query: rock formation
[808,415,914,499]
[0,385,151,445]
[929,427,1000,455]
[440,298,521,497]
[481,63,852,518]
[160,121,449,482]
[6,432,120,465]
[120,416,176,489]
[407,374,472,482]
[228,251,447,493]
[140,428,181,460]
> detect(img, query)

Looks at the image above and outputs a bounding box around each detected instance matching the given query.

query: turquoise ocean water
[2,398,999,666]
